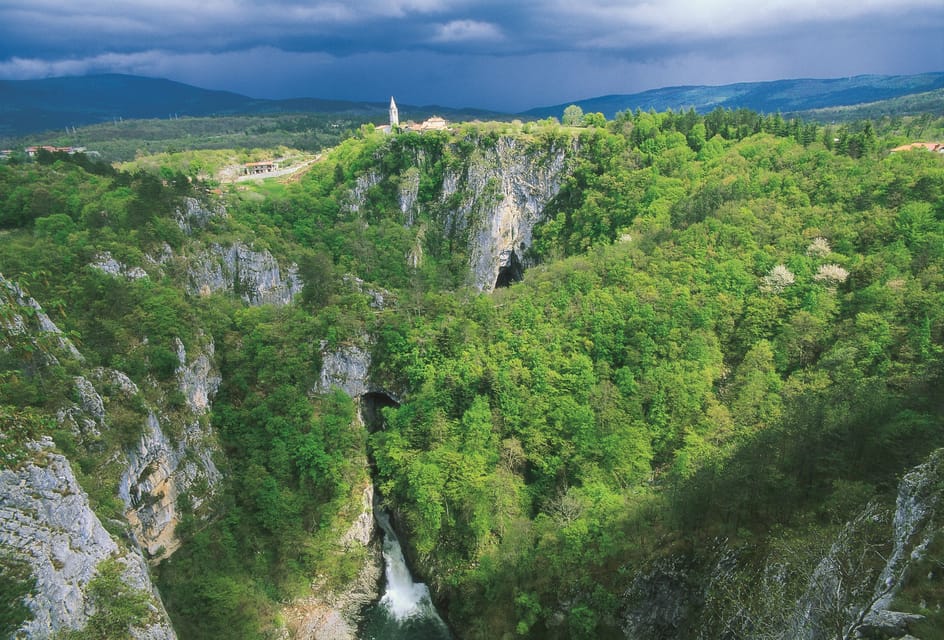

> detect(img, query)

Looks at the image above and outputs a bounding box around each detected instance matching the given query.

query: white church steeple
[389,96,399,129]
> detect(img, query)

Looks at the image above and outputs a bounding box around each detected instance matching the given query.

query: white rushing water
[359,511,450,639]
[375,511,445,623]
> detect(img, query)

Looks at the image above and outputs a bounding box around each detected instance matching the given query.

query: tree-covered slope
[359,117,944,638]
[0,108,942,639]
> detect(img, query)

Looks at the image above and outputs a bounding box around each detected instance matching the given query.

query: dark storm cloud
[1,1,942,110]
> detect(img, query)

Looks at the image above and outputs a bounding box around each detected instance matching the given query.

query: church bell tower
[389,96,399,129]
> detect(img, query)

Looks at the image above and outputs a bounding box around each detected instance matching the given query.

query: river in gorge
[359,510,452,640]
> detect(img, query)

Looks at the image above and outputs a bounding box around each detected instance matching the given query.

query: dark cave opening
[360,391,399,433]
[494,248,524,289]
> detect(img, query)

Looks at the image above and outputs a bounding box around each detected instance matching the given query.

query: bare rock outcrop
[341,134,573,291]
[120,339,222,560]
[444,136,571,290]
[188,242,302,306]
[0,441,177,639]
[175,197,225,234]
[0,274,83,362]
[90,251,149,280]
[316,343,372,398]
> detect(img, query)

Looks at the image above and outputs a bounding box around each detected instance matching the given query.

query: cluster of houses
[24,145,87,157]
[0,146,90,160]
[375,97,449,135]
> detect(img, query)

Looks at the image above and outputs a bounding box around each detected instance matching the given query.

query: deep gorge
[1,112,942,639]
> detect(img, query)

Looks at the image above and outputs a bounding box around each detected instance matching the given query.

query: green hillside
[1,107,942,639]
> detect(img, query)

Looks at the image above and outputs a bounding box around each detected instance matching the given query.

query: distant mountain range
[2,72,942,138]
[0,74,501,138]
[524,72,944,120]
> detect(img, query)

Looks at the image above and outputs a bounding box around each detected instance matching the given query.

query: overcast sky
[1,1,942,112]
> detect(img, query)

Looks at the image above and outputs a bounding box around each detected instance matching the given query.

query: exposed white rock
[175,337,221,414]
[618,450,943,640]
[188,242,302,306]
[56,376,106,438]
[74,375,106,422]
[399,167,421,225]
[0,443,176,639]
[317,343,372,398]
[408,227,425,269]
[175,197,225,234]
[338,136,572,291]
[90,251,148,280]
[342,275,391,311]
[120,411,221,560]
[145,243,176,267]
[785,451,942,640]
[96,367,140,395]
[117,340,222,560]
[31,347,221,565]
[868,448,942,617]
[282,483,382,640]
[343,170,383,215]
[341,484,377,549]
[457,137,571,290]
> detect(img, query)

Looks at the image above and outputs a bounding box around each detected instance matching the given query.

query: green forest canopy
[0,107,941,638]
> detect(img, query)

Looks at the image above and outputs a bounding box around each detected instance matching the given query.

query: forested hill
[0,107,942,640]
[525,72,944,120]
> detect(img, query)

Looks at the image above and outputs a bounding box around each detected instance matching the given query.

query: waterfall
[360,511,451,639]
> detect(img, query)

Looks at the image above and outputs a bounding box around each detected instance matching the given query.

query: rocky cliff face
[1,274,222,636]
[344,170,383,216]
[106,196,303,306]
[316,342,372,398]
[279,343,387,640]
[283,483,383,640]
[175,197,225,235]
[187,241,303,305]
[1,275,84,363]
[444,136,571,290]
[344,134,573,291]
[0,441,177,639]
[119,340,222,560]
[90,251,149,280]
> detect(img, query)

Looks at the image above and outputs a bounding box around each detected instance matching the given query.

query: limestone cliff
[343,133,574,291]
[186,241,303,305]
[89,196,303,306]
[444,136,571,290]
[279,343,390,640]
[119,338,222,560]
[0,441,177,639]
[175,196,226,235]
[282,484,383,640]
[316,342,372,399]
[1,274,221,635]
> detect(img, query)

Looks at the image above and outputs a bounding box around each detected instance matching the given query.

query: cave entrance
[360,391,399,433]
[494,249,523,289]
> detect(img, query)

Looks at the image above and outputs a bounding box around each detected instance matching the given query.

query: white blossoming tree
[761,264,796,293]
[807,237,832,258]
[814,264,849,286]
